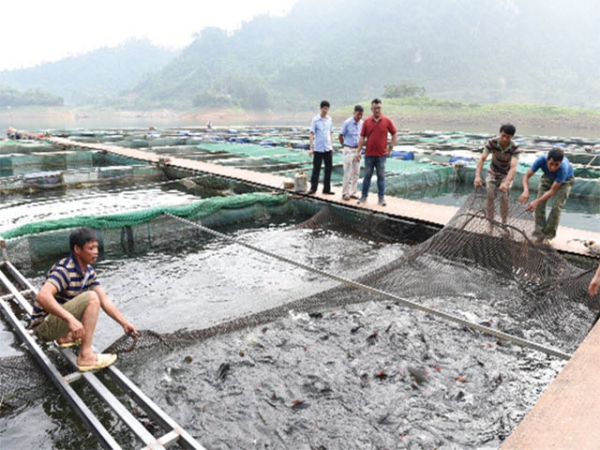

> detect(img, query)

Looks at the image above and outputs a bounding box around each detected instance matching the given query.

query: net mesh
[0,354,48,415]
[1,191,598,420]
[1,192,288,240]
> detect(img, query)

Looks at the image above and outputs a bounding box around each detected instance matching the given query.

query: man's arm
[387,131,397,156]
[92,285,138,336]
[525,180,562,211]
[590,265,600,297]
[36,282,85,339]
[499,157,519,192]
[519,168,535,204]
[309,132,315,157]
[338,133,344,147]
[330,132,334,150]
[355,135,365,161]
[474,152,489,188]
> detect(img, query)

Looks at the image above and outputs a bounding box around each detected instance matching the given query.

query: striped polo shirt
[30,254,100,324]
[484,138,520,176]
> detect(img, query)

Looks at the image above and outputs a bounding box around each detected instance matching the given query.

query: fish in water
[407,366,428,385]
[217,362,230,380]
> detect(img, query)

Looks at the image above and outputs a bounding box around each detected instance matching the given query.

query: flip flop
[57,339,82,348]
[78,354,117,372]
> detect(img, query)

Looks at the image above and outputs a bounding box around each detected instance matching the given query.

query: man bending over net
[29,227,138,372]
[519,148,575,243]
[474,123,520,232]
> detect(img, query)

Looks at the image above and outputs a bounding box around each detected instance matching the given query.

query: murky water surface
[1,219,587,449]
[391,181,600,233]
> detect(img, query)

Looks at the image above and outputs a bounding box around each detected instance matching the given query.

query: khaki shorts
[486,171,512,198]
[32,291,91,341]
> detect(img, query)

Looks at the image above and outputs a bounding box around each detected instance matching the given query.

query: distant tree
[22,88,63,106]
[0,84,63,107]
[192,90,236,108]
[0,85,21,106]
[383,82,426,99]
[224,73,271,110]
[192,73,271,110]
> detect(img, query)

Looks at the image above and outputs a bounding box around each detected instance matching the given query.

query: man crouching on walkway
[30,227,138,372]
[519,148,574,243]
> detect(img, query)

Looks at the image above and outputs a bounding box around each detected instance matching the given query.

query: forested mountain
[0,39,177,106]
[131,0,600,111]
[2,0,599,112]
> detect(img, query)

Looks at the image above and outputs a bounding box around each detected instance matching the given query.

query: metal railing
[0,257,205,450]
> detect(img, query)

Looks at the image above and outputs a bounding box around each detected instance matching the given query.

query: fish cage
[0,129,599,450]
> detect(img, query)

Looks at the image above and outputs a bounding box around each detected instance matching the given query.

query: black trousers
[310,151,333,193]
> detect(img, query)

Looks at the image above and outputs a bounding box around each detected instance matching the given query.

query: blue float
[391,151,415,160]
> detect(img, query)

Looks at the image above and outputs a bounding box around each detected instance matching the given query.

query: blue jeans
[361,156,386,198]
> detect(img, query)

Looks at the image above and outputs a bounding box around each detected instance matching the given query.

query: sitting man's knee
[87,291,100,306]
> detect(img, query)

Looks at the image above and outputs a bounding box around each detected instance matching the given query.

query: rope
[163,212,572,360]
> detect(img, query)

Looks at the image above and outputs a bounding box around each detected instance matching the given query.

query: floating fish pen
[0,138,55,154]
[1,130,599,449]
[1,194,302,265]
[0,150,166,194]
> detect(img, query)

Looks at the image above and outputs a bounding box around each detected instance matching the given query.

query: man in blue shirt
[519,148,575,242]
[308,100,335,195]
[338,105,364,200]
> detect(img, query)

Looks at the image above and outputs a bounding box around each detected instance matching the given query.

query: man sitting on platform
[30,227,138,372]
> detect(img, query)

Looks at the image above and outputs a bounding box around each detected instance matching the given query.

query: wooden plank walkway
[501,319,600,450]
[48,136,600,448]
[50,136,599,258]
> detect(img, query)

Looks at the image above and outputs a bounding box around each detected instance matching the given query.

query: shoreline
[2,106,600,138]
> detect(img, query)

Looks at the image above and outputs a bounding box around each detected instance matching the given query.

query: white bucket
[294,171,308,192]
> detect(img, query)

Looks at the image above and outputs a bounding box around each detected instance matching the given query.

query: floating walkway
[48,136,599,258]
[0,255,205,449]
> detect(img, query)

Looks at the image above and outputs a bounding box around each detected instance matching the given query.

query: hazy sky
[1,0,298,72]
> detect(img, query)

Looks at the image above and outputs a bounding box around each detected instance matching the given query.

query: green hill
[3,0,600,114]
[131,0,600,111]
[0,39,177,106]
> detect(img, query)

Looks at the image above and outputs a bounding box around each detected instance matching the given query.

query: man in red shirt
[355,98,398,206]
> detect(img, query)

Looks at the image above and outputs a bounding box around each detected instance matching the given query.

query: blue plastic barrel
[391,151,415,160]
